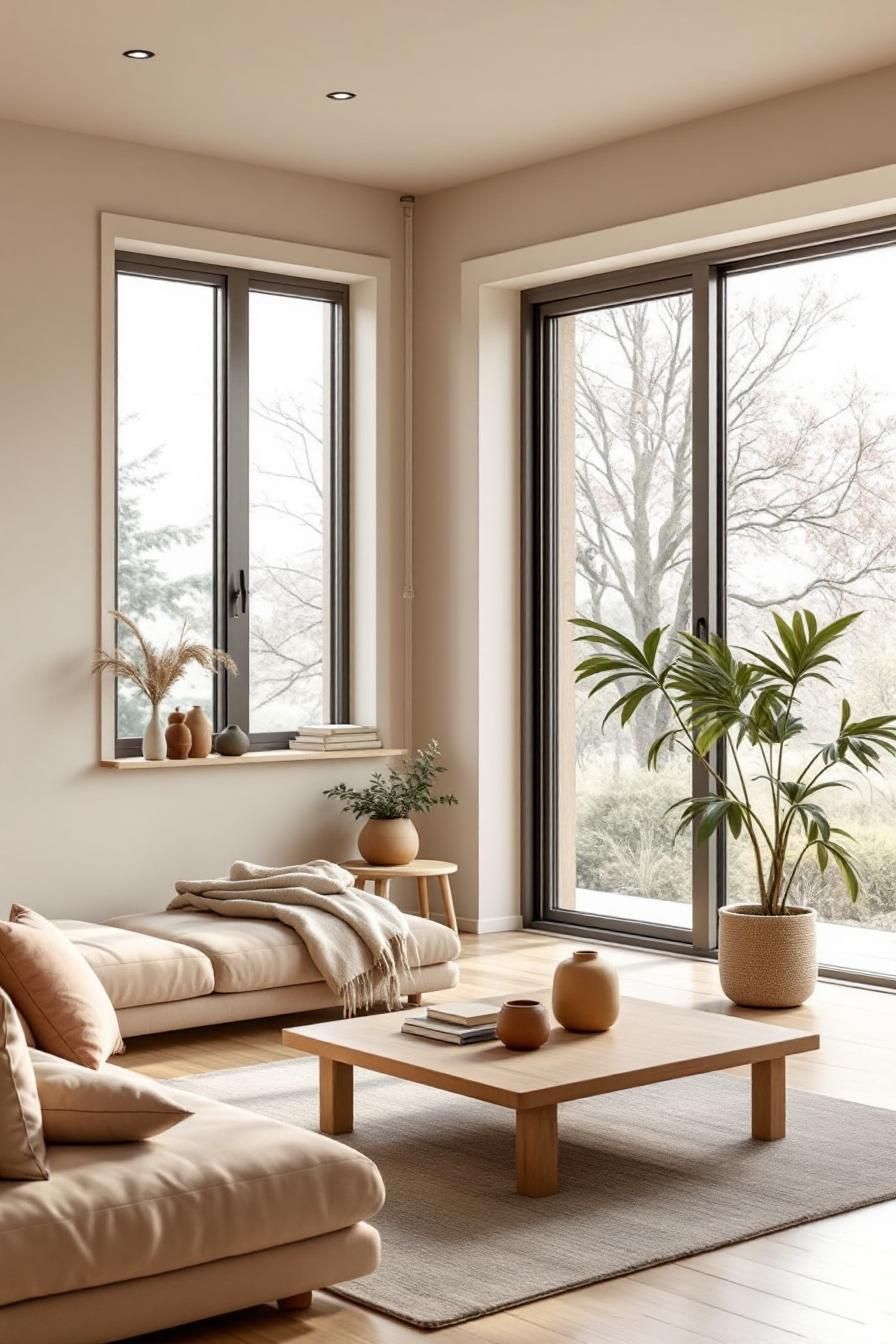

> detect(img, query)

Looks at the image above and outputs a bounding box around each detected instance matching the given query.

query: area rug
[170,1058,896,1329]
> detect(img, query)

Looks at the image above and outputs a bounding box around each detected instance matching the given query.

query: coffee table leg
[516,1104,559,1196]
[752,1057,786,1140]
[320,1059,354,1135]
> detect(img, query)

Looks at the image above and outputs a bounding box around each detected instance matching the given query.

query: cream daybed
[55,908,461,1035]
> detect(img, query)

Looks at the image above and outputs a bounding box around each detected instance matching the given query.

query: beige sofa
[0,1073,384,1344]
[54,909,461,1035]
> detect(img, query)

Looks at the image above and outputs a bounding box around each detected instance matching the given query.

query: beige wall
[411,63,896,927]
[0,119,406,919]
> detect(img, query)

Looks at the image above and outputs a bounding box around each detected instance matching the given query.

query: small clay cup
[496,998,551,1052]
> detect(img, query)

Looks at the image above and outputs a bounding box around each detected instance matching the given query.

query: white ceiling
[2,0,896,194]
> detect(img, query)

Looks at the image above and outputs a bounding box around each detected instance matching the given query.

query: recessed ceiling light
[123,49,155,60]
[326,90,356,101]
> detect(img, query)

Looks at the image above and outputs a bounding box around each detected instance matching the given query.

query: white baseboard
[456,914,524,934]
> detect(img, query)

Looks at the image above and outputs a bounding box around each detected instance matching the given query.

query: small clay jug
[185,705,213,758]
[165,707,192,760]
[216,723,250,757]
[552,949,620,1032]
[496,998,551,1051]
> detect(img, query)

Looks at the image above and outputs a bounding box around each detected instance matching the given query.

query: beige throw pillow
[0,906,124,1069]
[30,1051,192,1143]
[0,989,48,1179]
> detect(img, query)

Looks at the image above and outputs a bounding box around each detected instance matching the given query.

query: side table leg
[516,1104,559,1196]
[374,878,392,901]
[320,1058,354,1135]
[437,875,459,935]
[416,876,431,919]
[752,1057,786,1140]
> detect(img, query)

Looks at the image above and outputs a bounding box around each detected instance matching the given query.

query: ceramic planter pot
[718,904,817,1008]
[552,948,620,1032]
[358,817,419,866]
[496,999,551,1051]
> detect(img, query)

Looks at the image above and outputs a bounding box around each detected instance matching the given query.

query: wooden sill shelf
[101,747,406,770]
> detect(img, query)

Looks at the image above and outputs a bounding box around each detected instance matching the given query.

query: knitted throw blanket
[169,860,417,1015]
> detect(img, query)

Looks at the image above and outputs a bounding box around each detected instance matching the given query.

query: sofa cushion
[0,991,47,1181]
[0,908,124,1069]
[31,1051,192,1143]
[56,920,214,1009]
[0,1089,384,1306]
[109,909,461,994]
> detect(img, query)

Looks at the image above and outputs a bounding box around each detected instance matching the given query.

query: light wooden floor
[121,931,896,1344]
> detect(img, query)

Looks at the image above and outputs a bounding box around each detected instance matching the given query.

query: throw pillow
[0,906,124,1069]
[0,989,48,1179]
[30,1050,192,1143]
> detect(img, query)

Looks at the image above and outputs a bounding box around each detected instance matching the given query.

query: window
[114,255,348,753]
[525,220,896,987]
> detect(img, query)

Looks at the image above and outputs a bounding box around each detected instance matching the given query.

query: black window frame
[522,211,896,989]
[114,252,350,756]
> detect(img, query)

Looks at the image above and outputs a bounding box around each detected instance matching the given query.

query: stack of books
[401,1001,499,1045]
[289,724,382,751]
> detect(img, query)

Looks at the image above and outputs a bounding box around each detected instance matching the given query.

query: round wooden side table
[342,859,458,934]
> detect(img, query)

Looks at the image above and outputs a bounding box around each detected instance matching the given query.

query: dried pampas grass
[93,611,237,706]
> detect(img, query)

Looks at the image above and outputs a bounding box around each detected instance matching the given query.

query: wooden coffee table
[282,995,819,1197]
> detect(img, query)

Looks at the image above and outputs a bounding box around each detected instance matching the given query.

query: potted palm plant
[574,610,896,1007]
[324,740,458,865]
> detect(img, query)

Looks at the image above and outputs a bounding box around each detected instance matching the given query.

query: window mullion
[225,270,251,732]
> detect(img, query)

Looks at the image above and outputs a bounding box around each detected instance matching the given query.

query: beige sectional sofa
[0,1075,384,1344]
[56,908,461,1035]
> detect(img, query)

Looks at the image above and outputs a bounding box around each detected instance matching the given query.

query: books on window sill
[289,725,382,751]
[401,1001,499,1045]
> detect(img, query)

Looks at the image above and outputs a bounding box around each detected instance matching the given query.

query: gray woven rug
[171,1058,896,1329]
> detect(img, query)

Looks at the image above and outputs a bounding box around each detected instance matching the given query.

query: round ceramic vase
[718,904,817,1008]
[142,705,166,761]
[496,999,551,1051]
[357,817,420,866]
[185,705,213,758]
[552,949,620,1032]
[216,724,250,757]
[165,708,192,760]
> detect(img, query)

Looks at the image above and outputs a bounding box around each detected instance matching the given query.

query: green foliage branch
[574,609,896,915]
[323,740,458,821]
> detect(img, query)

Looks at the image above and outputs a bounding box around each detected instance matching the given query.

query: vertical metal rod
[691,264,721,952]
[400,195,415,749]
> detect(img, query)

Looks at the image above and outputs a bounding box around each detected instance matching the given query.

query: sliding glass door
[525,221,896,985]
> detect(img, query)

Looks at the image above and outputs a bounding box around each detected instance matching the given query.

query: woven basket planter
[718,904,817,1008]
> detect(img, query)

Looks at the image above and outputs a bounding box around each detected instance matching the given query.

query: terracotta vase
[358,817,419,866]
[216,724,250,757]
[165,708,192,760]
[719,904,817,1008]
[142,705,166,761]
[552,949,620,1032]
[185,705,213,759]
[496,999,551,1052]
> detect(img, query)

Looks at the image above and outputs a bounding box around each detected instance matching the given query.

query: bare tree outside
[568,247,896,952]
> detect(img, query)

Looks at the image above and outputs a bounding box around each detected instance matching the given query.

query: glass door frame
[521,212,896,979]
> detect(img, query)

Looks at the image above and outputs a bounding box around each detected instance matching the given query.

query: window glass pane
[557,295,693,930]
[249,291,331,731]
[726,248,896,978]
[116,272,216,739]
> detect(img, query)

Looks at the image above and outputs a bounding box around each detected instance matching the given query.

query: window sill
[101,747,407,770]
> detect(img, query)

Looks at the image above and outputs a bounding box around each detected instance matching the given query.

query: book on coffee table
[401,1016,497,1044]
[426,1001,500,1027]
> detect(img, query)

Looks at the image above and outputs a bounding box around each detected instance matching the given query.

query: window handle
[695,616,708,641]
[230,569,248,617]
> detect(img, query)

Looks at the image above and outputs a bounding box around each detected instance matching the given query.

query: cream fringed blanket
[169,860,417,1014]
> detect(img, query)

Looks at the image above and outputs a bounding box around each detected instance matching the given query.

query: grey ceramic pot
[216,724,250,756]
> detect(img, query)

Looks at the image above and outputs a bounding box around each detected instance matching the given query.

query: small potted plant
[93,611,236,760]
[324,740,458,865]
[574,609,896,1007]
